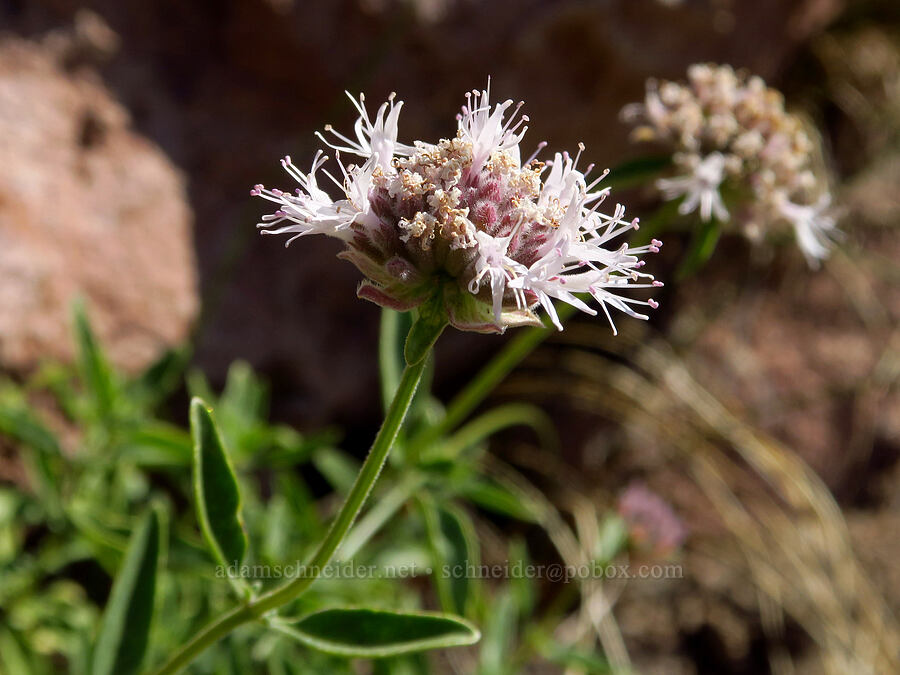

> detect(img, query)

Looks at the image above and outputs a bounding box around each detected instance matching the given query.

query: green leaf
[0,628,34,675]
[457,480,537,523]
[404,297,447,367]
[191,398,247,567]
[272,608,480,658]
[91,509,160,675]
[477,590,518,675]
[676,218,722,280]
[131,347,190,407]
[72,301,116,419]
[372,654,429,675]
[0,388,64,521]
[540,643,612,673]
[507,539,536,618]
[221,360,267,424]
[422,501,478,616]
[258,427,337,469]
[122,423,192,467]
[186,368,216,405]
[277,473,324,541]
[426,403,557,463]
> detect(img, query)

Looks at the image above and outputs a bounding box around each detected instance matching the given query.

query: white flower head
[254,82,662,334]
[656,152,730,222]
[624,63,838,265]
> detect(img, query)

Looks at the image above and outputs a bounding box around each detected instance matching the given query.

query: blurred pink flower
[618,481,687,555]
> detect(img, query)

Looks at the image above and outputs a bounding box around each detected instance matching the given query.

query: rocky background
[1,0,898,672]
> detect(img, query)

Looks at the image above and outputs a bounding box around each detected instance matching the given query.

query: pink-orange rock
[0,37,197,374]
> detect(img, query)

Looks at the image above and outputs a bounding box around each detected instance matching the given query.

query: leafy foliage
[0,305,646,673]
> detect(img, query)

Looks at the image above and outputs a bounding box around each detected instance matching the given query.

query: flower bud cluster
[254,84,662,333]
[623,63,836,265]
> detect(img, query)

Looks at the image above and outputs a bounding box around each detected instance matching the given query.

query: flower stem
[151,354,430,675]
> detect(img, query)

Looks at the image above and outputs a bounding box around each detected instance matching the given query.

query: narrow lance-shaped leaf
[422,500,479,616]
[541,643,613,673]
[271,608,480,658]
[91,509,160,675]
[457,480,538,523]
[73,301,116,419]
[477,590,518,675]
[220,360,267,429]
[191,398,247,567]
[0,628,34,675]
[131,346,190,407]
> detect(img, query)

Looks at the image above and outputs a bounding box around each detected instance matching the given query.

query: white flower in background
[623,63,837,266]
[776,193,838,267]
[254,82,662,333]
[656,152,730,222]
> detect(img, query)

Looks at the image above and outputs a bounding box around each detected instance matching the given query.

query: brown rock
[0,36,197,374]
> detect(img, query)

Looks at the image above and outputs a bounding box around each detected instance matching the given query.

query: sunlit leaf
[91,509,160,675]
[131,347,190,408]
[457,480,537,523]
[73,301,116,420]
[272,608,480,658]
[0,390,64,521]
[191,398,247,567]
[540,642,612,673]
[122,423,192,468]
[0,628,34,675]
[477,590,518,675]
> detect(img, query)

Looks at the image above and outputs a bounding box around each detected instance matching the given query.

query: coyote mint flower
[622,63,836,266]
[253,84,661,333]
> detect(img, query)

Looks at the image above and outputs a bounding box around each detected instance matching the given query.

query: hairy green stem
[340,473,427,559]
[151,356,429,675]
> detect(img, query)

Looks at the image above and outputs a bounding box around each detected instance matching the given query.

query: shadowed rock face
[0,36,197,374]
[0,0,842,424]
